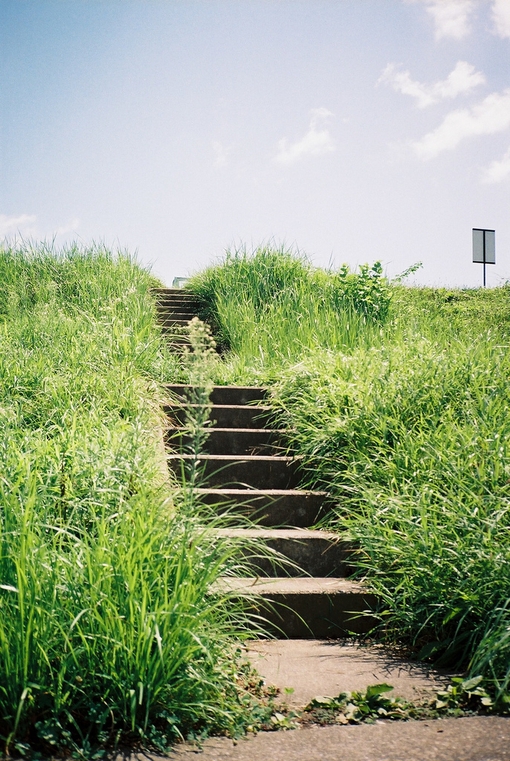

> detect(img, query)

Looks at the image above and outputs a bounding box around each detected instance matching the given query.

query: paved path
[120,640,510,761]
[123,717,510,761]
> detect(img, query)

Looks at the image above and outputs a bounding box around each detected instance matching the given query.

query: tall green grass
[190,244,510,707]
[191,245,390,381]
[0,241,263,756]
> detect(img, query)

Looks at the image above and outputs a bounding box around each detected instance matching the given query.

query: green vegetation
[4,239,508,757]
[0,242,271,758]
[193,244,390,365]
[299,675,497,726]
[190,245,510,709]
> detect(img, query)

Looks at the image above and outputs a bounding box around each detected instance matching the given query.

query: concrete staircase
[152,287,202,350]
[156,288,377,638]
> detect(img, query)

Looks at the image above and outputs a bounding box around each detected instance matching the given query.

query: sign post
[472,228,495,288]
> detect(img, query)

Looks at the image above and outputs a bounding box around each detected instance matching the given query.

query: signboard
[473,228,495,264]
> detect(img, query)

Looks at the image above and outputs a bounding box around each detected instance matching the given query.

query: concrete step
[156,308,200,318]
[167,454,301,489]
[155,302,198,307]
[152,288,199,299]
[156,296,201,309]
[152,288,196,295]
[158,316,193,327]
[166,427,284,456]
[156,303,200,314]
[166,384,267,406]
[155,294,200,305]
[247,639,450,709]
[195,488,328,527]
[158,317,198,328]
[216,528,355,577]
[215,577,378,637]
[165,403,274,428]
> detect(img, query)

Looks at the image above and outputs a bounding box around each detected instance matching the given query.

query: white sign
[473,228,496,264]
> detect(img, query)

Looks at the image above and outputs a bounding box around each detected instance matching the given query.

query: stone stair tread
[165,403,275,427]
[158,310,195,315]
[152,287,195,293]
[216,528,341,541]
[194,490,328,528]
[155,298,199,303]
[155,303,198,307]
[167,403,272,411]
[157,307,198,313]
[166,383,267,392]
[166,428,285,456]
[153,294,199,300]
[157,304,198,308]
[167,453,297,462]
[168,453,301,489]
[195,488,327,497]
[167,427,284,434]
[215,578,378,637]
[166,384,268,405]
[215,529,354,578]
[156,305,199,312]
[216,576,368,595]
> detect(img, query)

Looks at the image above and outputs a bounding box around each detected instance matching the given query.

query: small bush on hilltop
[191,244,391,364]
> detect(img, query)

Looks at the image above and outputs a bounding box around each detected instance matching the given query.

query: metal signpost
[472,228,495,288]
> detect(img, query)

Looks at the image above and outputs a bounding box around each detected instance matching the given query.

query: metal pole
[483,230,486,288]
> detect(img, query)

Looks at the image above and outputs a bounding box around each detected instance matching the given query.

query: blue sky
[1,0,509,286]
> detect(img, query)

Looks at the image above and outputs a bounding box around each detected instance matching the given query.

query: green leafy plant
[302,684,414,726]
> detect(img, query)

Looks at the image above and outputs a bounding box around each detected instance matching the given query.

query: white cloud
[378,60,485,108]
[409,0,510,40]
[412,88,510,159]
[492,0,510,37]
[482,144,510,182]
[0,214,37,238]
[407,0,476,39]
[0,214,80,240]
[275,108,336,165]
[212,141,230,168]
[427,0,475,39]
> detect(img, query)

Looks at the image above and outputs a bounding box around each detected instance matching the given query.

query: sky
[1,0,509,287]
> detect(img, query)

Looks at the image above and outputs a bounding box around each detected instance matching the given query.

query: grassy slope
[190,246,510,706]
[0,243,262,757]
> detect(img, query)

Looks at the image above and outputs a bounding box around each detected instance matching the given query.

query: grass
[189,244,510,709]
[0,241,274,757]
[192,244,390,377]
[4,238,508,755]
